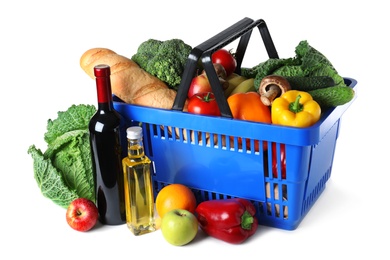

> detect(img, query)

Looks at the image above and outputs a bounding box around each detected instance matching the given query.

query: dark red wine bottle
[89,64,126,225]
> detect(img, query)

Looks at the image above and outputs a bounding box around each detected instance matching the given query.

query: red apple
[188,74,212,98]
[66,198,98,232]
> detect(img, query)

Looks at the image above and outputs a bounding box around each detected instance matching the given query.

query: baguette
[80,47,178,109]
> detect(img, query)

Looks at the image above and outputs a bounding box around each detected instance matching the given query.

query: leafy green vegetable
[242,58,300,90]
[28,104,96,208]
[132,38,192,90]
[28,146,79,207]
[245,40,347,91]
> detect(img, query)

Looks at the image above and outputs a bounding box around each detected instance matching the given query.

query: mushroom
[201,63,229,90]
[259,75,291,106]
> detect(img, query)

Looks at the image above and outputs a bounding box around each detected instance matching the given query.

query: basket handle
[172,18,279,118]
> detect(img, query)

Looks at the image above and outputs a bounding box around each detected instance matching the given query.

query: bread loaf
[80,48,178,109]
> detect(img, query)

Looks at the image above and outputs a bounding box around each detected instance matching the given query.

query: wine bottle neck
[97,101,114,111]
[95,73,114,111]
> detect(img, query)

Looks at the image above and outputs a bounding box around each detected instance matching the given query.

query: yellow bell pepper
[271,90,321,127]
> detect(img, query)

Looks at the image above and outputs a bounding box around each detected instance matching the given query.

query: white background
[1,1,389,259]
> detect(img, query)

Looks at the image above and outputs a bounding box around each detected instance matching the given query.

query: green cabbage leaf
[28,104,96,208]
[247,40,347,91]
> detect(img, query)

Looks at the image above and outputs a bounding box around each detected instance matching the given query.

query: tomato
[188,74,212,98]
[187,92,221,116]
[211,49,237,76]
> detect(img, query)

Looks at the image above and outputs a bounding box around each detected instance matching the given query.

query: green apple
[161,209,198,246]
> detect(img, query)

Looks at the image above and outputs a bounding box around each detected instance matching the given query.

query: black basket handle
[172,18,279,118]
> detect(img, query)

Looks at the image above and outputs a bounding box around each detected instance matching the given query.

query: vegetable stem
[289,94,303,113]
[241,211,254,230]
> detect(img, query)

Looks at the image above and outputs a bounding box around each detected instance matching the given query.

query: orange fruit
[156,183,197,218]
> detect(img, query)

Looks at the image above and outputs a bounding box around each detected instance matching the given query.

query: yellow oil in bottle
[122,127,156,235]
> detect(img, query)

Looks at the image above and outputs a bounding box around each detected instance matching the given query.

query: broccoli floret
[131,38,192,90]
[132,39,162,69]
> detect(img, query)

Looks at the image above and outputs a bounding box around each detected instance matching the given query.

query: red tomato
[188,92,221,116]
[188,74,212,98]
[211,49,237,76]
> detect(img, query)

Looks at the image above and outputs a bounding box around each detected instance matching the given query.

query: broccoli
[131,38,192,90]
[131,39,163,69]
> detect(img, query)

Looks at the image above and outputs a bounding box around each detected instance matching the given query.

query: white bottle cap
[126,126,143,139]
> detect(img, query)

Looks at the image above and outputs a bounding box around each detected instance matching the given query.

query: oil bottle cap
[126,126,143,139]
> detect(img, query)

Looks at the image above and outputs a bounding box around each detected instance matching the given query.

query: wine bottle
[89,64,126,225]
[122,126,156,235]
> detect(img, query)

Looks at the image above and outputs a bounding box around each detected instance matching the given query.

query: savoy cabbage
[241,40,346,91]
[28,104,96,208]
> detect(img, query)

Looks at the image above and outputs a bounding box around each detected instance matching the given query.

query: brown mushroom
[259,75,291,106]
[201,63,229,90]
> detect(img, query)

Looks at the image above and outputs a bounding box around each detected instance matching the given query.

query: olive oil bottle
[122,126,156,235]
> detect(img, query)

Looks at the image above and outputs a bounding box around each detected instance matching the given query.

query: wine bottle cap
[126,126,143,139]
[94,64,111,77]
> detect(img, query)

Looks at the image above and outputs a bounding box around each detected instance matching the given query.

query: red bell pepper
[272,142,286,179]
[195,198,258,244]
